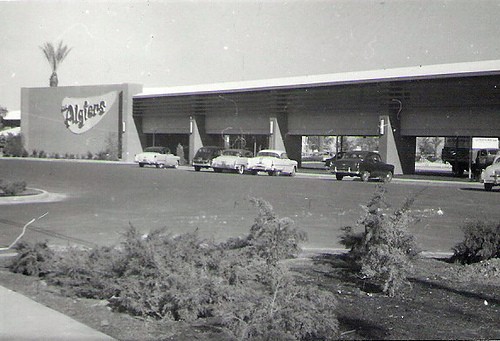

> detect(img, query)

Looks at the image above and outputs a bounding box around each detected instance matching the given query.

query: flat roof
[135,59,500,99]
[3,110,20,120]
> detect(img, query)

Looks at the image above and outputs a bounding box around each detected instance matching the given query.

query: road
[1,158,499,254]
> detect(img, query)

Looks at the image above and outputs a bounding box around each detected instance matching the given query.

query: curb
[0,188,66,205]
[300,247,453,258]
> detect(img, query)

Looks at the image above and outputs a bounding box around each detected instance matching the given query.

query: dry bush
[0,179,27,196]
[8,199,338,340]
[340,186,419,296]
[451,220,500,264]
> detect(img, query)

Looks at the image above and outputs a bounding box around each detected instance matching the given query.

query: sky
[1,0,500,111]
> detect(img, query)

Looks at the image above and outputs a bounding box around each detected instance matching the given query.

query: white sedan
[134,146,180,168]
[211,149,254,174]
[480,154,500,191]
[246,149,298,176]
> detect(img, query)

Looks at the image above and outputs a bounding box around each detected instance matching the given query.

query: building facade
[21,61,500,173]
[21,83,143,162]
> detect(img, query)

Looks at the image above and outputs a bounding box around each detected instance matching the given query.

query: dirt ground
[0,253,498,340]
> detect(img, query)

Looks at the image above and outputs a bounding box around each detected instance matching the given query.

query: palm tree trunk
[49,72,58,87]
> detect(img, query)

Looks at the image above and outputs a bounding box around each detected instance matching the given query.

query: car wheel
[251,170,258,175]
[484,183,493,191]
[361,171,371,182]
[268,170,276,176]
[139,163,145,168]
[336,174,343,181]
[173,161,179,169]
[158,164,165,169]
[452,165,464,177]
[237,165,245,175]
[288,167,296,177]
[382,171,393,183]
[194,166,201,171]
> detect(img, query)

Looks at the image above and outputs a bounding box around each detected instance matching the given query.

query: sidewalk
[0,285,114,340]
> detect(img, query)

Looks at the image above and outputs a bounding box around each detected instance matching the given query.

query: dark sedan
[329,151,394,182]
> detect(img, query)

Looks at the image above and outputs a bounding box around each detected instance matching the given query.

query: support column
[378,115,416,175]
[378,115,403,175]
[285,135,302,166]
[269,117,286,151]
[188,115,206,164]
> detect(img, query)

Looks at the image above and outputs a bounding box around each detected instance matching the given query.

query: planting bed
[0,254,498,340]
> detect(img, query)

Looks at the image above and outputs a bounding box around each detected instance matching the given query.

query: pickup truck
[441,137,499,176]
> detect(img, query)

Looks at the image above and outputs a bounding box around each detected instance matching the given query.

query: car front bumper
[331,167,360,176]
[248,164,273,172]
[193,161,211,168]
[135,158,159,165]
[212,162,238,170]
[481,177,500,185]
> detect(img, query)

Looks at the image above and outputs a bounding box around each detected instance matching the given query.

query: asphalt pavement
[0,159,488,340]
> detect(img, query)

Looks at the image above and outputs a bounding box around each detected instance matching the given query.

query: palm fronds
[40,40,72,86]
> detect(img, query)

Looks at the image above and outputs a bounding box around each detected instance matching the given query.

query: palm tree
[0,106,7,130]
[40,41,72,87]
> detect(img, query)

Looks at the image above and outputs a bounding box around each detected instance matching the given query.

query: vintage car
[192,146,224,171]
[134,146,180,168]
[211,149,254,174]
[246,149,298,176]
[480,154,500,191]
[329,151,394,182]
[324,152,344,169]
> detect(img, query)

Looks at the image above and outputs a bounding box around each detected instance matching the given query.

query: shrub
[340,186,419,296]
[244,198,308,265]
[217,262,338,341]
[94,133,119,161]
[94,151,110,160]
[0,179,27,196]
[8,199,338,339]
[9,241,55,276]
[451,220,500,264]
[3,133,27,157]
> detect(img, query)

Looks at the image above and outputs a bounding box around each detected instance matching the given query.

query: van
[192,146,224,171]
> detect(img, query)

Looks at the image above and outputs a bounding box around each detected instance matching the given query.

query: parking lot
[0,158,498,254]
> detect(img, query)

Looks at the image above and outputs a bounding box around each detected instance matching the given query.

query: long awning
[135,59,500,99]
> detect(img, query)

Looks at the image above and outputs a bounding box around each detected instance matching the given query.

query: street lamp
[218,95,238,116]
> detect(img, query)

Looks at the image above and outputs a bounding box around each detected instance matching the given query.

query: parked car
[324,152,345,169]
[211,149,254,174]
[246,149,298,176]
[480,154,500,191]
[475,148,500,174]
[134,146,180,168]
[329,151,394,182]
[192,146,224,171]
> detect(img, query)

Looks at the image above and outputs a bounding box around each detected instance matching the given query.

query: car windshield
[144,147,168,154]
[344,152,369,159]
[257,151,279,158]
[222,150,242,156]
[195,148,220,158]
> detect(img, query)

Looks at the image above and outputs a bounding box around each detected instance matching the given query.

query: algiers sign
[61,91,117,134]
